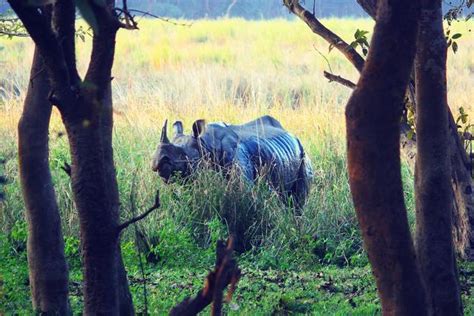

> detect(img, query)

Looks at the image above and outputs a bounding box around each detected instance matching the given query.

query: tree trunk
[414,1,463,313]
[18,48,70,314]
[449,113,474,260]
[345,0,427,313]
[357,0,474,261]
[65,112,120,314]
[102,80,135,315]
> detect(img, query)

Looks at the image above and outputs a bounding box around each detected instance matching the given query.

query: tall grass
[0,18,473,268]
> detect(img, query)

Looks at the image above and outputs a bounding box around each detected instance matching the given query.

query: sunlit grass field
[0,18,473,314]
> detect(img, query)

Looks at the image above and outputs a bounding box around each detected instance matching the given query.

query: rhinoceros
[151,115,313,207]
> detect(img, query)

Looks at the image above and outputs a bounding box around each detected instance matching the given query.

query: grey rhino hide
[154,115,313,207]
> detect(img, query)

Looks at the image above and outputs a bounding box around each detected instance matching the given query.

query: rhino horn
[173,121,184,136]
[160,119,170,143]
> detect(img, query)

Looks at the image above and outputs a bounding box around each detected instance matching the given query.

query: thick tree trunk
[345,0,427,314]
[357,0,474,261]
[65,113,120,314]
[18,49,70,314]
[414,1,463,313]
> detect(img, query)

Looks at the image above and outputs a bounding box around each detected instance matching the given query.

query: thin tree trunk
[414,1,462,313]
[345,0,427,313]
[449,113,474,260]
[102,81,135,315]
[18,48,70,314]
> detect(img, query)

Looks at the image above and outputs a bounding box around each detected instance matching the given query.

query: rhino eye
[158,156,171,167]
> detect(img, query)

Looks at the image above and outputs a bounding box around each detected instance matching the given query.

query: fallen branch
[170,238,241,316]
[117,190,160,233]
[323,71,356,89]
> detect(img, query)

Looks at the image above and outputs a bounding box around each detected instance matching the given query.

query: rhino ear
[192,119,206,138]
[160,119,170,143]
[173,121,184,137]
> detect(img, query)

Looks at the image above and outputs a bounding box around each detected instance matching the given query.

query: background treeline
[126,0,367,19]
[0,0,467,19]
[0,0,368,18]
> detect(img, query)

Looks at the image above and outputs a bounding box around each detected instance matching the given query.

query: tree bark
[449,113,474,260]
[18,48,70,314]
[9,0,137,313]
[414,1,463,314]
[345,0,427,314]
[65,114,120,314]
[102,76,135,316]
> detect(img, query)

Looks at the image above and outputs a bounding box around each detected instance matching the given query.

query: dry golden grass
[1,18,472,145]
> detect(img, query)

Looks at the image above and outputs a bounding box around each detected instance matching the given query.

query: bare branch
[170,238,241,316]
[283,0,365,73]
[117,190,160,233]
[127,9,193,27]
[323,71,356,89]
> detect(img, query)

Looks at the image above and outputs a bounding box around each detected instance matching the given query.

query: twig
[313,43,333,74]
[0,30,29,37]
[115,7,139,30]
[127,9,193,27]
[61,162,72,177]
[117,190,161,232]
[323,71,356,89]
[170,237,241,316]
[128,174,149,314]
[283,0,365,72]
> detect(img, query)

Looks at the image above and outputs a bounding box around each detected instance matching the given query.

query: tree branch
[7,1,74,114]
[170,238,241,316]
[52,0,81,86]
[283,0,365,73]
[323,71,356,89]
[84,0,123,96]
[117,190,160,233]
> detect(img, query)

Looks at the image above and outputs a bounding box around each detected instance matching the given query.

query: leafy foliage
[350,29,370,56]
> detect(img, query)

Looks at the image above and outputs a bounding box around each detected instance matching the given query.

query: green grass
[1,17,474,314]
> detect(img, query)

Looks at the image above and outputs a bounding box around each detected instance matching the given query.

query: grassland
[0,18,473,314]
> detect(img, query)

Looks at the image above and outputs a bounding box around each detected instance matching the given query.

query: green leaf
[452,33,462,39]
[452,41,458,53]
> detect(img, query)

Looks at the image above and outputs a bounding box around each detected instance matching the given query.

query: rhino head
[151,119,206,182]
